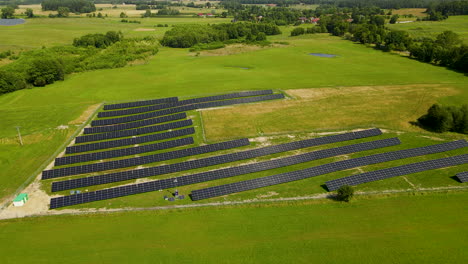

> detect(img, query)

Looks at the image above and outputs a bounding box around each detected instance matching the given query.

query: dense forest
[41,0,96,13]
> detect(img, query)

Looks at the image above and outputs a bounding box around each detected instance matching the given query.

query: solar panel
[48,129,381,195]
[190,140,468,200]
[99,90,273,118]
[326,154,468,191]
[48,138,401,207]
[456,171,468,183]
[103,97,179,110]
[84,113,187,134]
[92,93,284,126]
[55,137,194,166]
[47,138,250,182]
[76,119,193,143]
[65,127,195,154]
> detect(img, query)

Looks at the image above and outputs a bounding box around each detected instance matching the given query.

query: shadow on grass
[450,175,462,183]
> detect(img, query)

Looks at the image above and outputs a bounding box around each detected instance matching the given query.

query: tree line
[0,31,158,95]
[41,0,96,13]
[161,22,281,48]
[418,104,468,134]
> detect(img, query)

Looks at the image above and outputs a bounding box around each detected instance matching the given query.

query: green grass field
[0,192,467,263]
[388,15,468,43]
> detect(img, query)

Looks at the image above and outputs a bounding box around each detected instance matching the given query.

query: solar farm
[22,89,463,210]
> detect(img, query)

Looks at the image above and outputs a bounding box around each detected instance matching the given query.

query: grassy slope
[0,193,467,263]
[1,30,467,202]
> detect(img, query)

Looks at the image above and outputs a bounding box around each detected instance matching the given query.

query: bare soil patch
[69,104,101,125]
[134,28,156,32]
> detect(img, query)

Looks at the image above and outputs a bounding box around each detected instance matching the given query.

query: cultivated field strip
[47,138,250,182]
[65,127,195,155]
[84,113,187,134]
[456,171,468,182]
[76,119,193,143]
[190,140,468,200]
[326,154,468,191]
[99,90,273,118]
[55,137,194,166]
[91,93,285,126]
[103,97,179,110]
[49,138,401,208]
[47,129,382,192]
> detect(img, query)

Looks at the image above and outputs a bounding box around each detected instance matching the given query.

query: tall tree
[1,6,15,19]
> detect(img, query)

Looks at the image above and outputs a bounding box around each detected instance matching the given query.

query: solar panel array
[48,138,401,208]
[190,140,468,200]
[99,90,273,118]
[103,97,179,110]
[48,129,382,206]
[84,113,187,134]
[47,138,250,181]
[0,19,25,26]
[326,154,468,191]
[76,119,193,143]
[55,138,194,166]
[92,94,285,126]
[456,171,468,183]
[65,127,195,154]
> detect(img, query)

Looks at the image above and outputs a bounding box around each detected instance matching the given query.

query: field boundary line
[0,103,104,210]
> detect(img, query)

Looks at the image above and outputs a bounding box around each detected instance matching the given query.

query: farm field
[0,192,467,263]
[1,27,467,208]
[388,15,468,43]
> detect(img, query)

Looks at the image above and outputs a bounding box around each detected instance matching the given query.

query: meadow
[0,192,467,263]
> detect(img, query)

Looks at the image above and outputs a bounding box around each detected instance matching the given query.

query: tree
[27,57,64,87]
[0,70,27,95]
[418,104,454,133]
[256,32,266,41]
[25,8,34,18]
[389,14,399,24]
[57,7,70,17]
[435,31,462,47]
[1,6,15,19]
[119,12,127,18]
[336,185,354,202]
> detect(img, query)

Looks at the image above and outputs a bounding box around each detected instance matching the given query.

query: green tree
[418,104,454,133]
[336,185,354,202]
[1,6,15,19]
[389,14,399,24]
[25,8,34,18]
[119,12,127,18]
[435,31,462,47]
[0,70,27,94]
[143,9,152,17]
[57,6,70,17]
[27,57,64,87]
[256,32,266,41]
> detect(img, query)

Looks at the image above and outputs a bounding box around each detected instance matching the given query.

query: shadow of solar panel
[84,113,187,134]
[326,154,468,191]
[99,90,273,118]
[456,171,468,183]
[92,93,284,126]
[76,119,192,143]
[64,127,195,155]
[55,137,194,166]
[49,138,250,184]
[49,129,382,200]
[48,138,400,207]
[191,140,468,200]
[103,97,178,110]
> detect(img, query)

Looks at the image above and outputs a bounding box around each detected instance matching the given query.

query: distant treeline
[0,31,158,95]
[41,0,96,13]
[219,0,462,9]
[418,104,468,134]
[161,22,281,48]
[425,1,468,21]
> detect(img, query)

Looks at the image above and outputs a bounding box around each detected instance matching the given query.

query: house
[311,17,320,24]
[13,193,28,207]
[206,13,214,17]
[197,13,204,17]
[298,17,308,23]
[346,18,354,23]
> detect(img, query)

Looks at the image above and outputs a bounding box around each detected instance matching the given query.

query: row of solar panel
[46,138,250,181]
[104,97,178,110]
[99,90,273,118]
[65,127,195,154]
[49,128,381,190]
[92,94,285,126]
[49,138,400,206]
[76,119,192,144]
[456,171,468,182]
[326,154,468,191]
[190,140,467,200]
[55,138,194,166]
[84,113,187,135]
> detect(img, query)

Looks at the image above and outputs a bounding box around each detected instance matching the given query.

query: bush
[0,70,27,95]
[27,57,64,86]
[73,31,123,48]
[291,27,305,36]
[418,104,468,134]
[336,185,354,202]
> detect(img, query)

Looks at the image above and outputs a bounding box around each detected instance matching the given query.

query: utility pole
[16,126,23,146]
